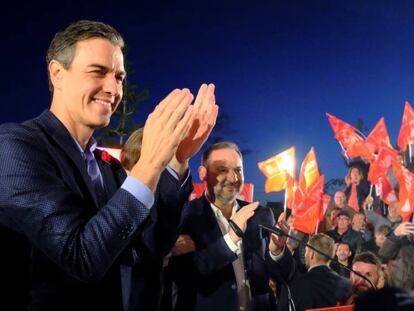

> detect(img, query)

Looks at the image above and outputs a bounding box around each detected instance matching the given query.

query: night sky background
[2,0,414,203]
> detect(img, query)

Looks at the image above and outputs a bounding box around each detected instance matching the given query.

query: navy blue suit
[274,248,352,311]
[176,196,278,311]
[0,110,192,311]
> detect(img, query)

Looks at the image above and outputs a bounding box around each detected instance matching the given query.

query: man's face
[351,261,380,294]
[56,38,125,131]
[350,168,362,184]
[387,201,399,218]
[336,243,352,262]
[352,214,365,231]
[334,191,346,207]
[374,232,387,248]
[201,148,244,205]
[337,215,350,231]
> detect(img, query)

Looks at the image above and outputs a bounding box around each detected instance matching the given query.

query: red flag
[375,176,397,205]
[367,146,398,184]
[363,118,392,161]
[348,183,359,212]
[299,147,320,192]
[320,194,331,222]
[391,160,414,221]
[326,113,365,158]
[397,101,414,152]
[291,175,324,234]
[258,147,295,192]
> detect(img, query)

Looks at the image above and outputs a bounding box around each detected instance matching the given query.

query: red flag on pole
[397,101,414,152]
[391,160,414,221]
[326,113,365,158]
[291,175,325,234]
[367,146,398,184]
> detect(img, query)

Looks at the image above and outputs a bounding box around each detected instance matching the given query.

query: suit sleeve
[135,170,193,260]
[0,126,152,282]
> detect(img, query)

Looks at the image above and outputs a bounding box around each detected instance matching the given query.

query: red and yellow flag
[299,147,320,191]
[258,147,295,193]
[397,101,414,152]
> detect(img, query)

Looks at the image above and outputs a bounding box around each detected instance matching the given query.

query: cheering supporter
[344,166,370,212]
[364,197,403,230]
[352,212,373,242]
[327,210,364,255]
[360,224,392,259]
[319,206,341,234]
[378,221,414,290]
[330,242,353,278]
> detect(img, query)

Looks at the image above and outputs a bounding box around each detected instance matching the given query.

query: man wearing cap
[327,210,364,255]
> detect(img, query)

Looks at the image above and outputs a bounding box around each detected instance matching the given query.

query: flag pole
[368,184,373,210]
[338,141,349,160]
[409,141,412,162]
[283,189,287,221]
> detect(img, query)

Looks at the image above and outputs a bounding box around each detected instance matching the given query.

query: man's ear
[198,165,207,181]
[48,60,64,91]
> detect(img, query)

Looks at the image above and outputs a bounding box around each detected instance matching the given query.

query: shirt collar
[72,136,98,155]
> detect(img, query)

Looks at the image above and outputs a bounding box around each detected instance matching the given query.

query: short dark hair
[352,251,381,269]
[201,142,242,166]
[308,233,335,262]
[46,20,125,92]
[375,224,392,236]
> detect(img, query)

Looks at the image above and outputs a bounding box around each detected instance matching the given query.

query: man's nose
[103,75,120,96]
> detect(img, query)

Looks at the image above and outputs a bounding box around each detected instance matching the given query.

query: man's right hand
[228,202,260,243]
[130,89,194,192]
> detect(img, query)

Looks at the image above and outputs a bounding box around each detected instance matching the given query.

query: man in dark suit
[272,233,352,311]
[0,20,218,310]
[171,142,283,311]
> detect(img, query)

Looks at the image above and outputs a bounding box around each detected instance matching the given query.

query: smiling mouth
[93,99,114,111]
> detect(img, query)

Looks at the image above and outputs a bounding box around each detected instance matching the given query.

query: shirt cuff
[121,176,154,209]
[224,233,241,255]
[269,247,285,261]
[166,165,190,187]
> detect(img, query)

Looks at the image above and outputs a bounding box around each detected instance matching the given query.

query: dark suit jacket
[174,195,278,311]
[0,110,192,311]
[275,248,352,311]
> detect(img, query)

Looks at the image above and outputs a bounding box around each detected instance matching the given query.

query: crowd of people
[1,19,414,311]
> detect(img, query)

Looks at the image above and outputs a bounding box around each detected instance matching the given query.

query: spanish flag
[258,147,295,193]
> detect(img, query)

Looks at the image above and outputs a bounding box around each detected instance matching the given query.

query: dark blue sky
[2,1,414,203]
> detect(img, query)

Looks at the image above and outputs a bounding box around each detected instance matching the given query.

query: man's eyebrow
[87,64,127,77]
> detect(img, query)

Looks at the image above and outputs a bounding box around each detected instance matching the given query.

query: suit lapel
[36,110,100,208]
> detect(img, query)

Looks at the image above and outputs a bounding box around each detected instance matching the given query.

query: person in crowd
[272,233,352,311]
[120,128,197,310]
[379,221,414,290]
[347,251,383,304]
[319,206,341,233]
[330,242,353,278]
[364,197,403,230]
[354,286,414,311]
[0,20,218,311]
[327,210,364,255]
[361,224,391,258]
[352,212,373,242]
[344,165,370,211]
[173,142,282,310]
